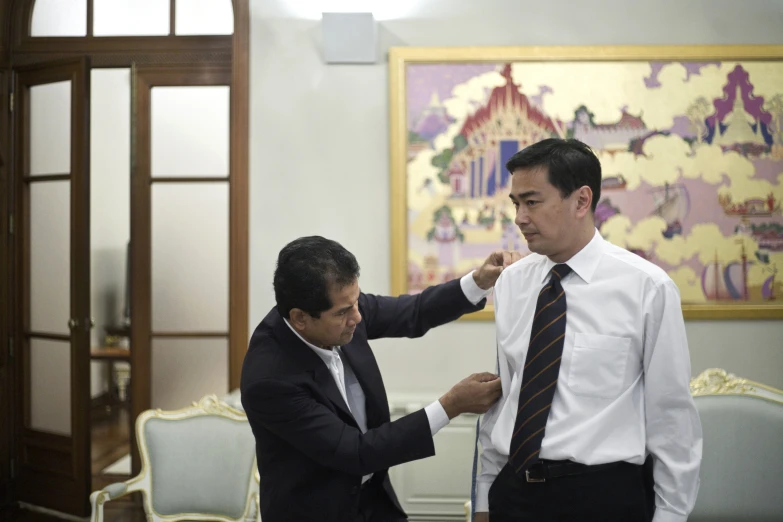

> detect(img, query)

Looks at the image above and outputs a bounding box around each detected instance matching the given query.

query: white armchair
[689,368,783,522]
[90,394,259,522]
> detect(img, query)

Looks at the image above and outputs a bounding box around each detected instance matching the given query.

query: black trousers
[355,480,407,522]
[488,459,655,522]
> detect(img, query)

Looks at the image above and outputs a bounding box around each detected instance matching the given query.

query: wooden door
[13,57,91,516]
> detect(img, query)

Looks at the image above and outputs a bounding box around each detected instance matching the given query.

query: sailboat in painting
[702,243,750,301]
[651,182,689,239]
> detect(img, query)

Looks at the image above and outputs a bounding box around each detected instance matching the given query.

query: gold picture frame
[389,45,783,320]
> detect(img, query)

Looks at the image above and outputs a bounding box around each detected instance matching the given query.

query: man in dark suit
[241,236,515,522]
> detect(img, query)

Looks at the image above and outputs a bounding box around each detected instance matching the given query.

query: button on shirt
[476,230,702,522]
[286,272,489,483]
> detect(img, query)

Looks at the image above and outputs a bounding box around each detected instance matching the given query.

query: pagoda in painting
[447,64,561,200]
[705,65,772,154]
[713,83,766,147]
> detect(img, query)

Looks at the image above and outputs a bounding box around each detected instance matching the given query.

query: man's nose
[515,207,530,227]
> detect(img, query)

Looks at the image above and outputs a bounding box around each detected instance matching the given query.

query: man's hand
[473,250,525,290]
[439,372,502,419]
[474,513,489,522]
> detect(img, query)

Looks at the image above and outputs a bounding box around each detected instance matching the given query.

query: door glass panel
[151,338,228,410]
[175,0,234,35]
[30,81,71,176]
[93,0,170,36]
[151,183,229,332]
[31,0,87,37]
[30,339,72,435]
[150,86,230,178]
[30,181,70,335]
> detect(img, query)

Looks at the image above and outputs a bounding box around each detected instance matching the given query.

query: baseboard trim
[408,515,465,522]
[19,502,88,522]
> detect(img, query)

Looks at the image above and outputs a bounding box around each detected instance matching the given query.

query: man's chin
[525,239,543,254]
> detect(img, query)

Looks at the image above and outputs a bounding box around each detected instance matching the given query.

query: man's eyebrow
[509,190,541,200]
[335,292,360,313]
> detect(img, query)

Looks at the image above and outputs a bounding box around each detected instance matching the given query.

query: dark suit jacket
[240,278,486,522]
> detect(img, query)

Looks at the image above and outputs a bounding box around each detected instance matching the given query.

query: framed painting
[388,45,783,320]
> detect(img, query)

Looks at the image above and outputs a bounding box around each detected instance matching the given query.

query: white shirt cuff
[474,480,493,512]
[460,271,492,305]
[424,400,450,436]
[652,509,689,522]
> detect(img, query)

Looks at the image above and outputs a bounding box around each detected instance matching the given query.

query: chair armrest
[90,482,130,522]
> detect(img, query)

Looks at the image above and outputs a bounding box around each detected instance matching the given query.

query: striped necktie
[509,263,571,474]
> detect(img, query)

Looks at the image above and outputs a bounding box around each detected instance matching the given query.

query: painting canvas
[388,46,783,320]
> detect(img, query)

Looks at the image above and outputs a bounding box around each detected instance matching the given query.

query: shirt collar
[540,228,605,284]
[284,318,337,365]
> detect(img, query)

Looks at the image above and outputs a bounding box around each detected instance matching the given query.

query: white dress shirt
[476,230,702,522]
[285,272,488,483]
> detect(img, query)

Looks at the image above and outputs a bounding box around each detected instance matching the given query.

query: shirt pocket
[566,333,631,399]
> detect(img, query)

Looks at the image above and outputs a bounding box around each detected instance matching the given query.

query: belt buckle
[525,469,545,483]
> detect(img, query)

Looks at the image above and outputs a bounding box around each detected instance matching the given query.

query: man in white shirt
[242,236,518,522]
[473,139,702,522]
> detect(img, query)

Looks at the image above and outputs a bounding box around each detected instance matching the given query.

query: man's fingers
[488,250,504,266]
[473,372,499,382]
[503,251,513,267]
[485,378,502,391]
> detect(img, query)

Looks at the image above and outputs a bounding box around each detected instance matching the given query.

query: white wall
[249,0,783,398]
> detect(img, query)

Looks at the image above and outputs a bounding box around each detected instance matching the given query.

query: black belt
[524,460,625,483]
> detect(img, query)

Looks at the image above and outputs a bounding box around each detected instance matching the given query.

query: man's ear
[575,186,593,218]
[288,308,308,331]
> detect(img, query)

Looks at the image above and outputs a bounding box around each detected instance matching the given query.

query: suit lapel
[271,313,356,423]
[310,363,356,423]
[341,339,390,428]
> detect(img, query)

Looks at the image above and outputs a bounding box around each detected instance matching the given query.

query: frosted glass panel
[151,183,228,332]
[30,181,70,335]
[31,0,87,37]
[30,339,71,435]
[176,0,234,35]
[90,69,131,348]
[93,0,170,36]
[151,86,230,177]
[152,338,228,410]
[30,81,71,176]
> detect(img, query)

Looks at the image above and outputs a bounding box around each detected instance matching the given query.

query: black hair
[505,138,602,211]
[273,236,360,319]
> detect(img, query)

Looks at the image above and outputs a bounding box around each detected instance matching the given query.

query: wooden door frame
[0,68,12,510]
[13,57,91,516]
[0,0,249,512]
[1,3,13,507]
[130,63,235,473]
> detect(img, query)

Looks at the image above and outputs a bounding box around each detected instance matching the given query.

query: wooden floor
[88,403,145,521]
[90,402,131,491]
[5,504,146,522]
